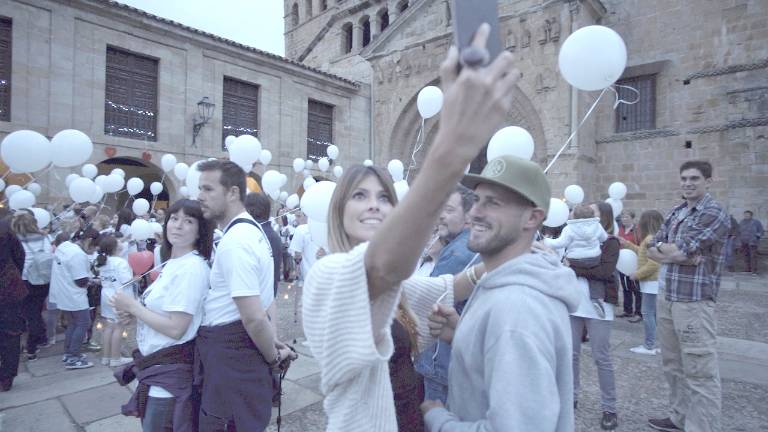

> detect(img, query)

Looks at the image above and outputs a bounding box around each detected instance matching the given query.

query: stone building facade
[285,0,768,220]
[0,0,371,208]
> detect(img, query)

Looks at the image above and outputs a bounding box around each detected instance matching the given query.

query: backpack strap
[224,217,261,235]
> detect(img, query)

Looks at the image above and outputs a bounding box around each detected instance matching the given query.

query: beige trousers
[657,295,721,432]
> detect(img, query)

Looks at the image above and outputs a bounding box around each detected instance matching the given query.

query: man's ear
[526,208,547,229]
[704,177,713,189]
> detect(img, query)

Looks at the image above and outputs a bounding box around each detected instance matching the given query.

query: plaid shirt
[654,193,730,302]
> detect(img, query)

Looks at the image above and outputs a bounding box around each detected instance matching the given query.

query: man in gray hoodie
[422,155,581,432]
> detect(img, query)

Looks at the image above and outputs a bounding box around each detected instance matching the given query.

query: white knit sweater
[303,242,453,431]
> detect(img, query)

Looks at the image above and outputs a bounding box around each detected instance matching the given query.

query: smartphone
[451,0,503,67]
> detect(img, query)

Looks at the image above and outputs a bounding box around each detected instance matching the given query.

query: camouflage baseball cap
[462,156,551,213]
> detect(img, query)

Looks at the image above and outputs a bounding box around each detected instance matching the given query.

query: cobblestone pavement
[1,273,766,431]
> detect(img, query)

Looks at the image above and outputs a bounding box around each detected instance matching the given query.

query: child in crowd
[545,204,609,317]
[95,235,134,367]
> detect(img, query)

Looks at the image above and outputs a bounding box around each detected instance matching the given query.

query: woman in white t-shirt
[95,235,135,367]
[110,199,214,432]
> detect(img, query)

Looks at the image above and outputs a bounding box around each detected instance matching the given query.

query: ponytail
[96,251,108,267]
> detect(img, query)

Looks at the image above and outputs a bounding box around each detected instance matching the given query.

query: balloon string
[608,84,640,109]
[405,118,426,182]
[544,87,609,174]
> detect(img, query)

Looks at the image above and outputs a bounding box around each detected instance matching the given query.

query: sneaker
[65,359,94,370]
[37,341,53,349]
[628,315,643,323]
[592,301,606,319]
[630,345,657,355]
[62,353,87,363]
[101,358,111,366]
[26,352,38,362]
[600,411,618,430]
[0,378,12,392]
[648,417,681,431]
[109,357,133,367]
[82,341,102,352]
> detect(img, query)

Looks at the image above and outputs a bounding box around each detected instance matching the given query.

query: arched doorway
[98,157,170,215]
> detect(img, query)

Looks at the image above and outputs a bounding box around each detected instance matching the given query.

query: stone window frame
[615,74,657,133]
[291,3,299,27]
[104,46,159,141]
[377,7,390,33]
[360,15,371,48]
[221,76,260,151]
[320,0,328,12]
[341,22,353,54]
[307,99,334,161]
[305,0,313,19]
[397,0,409,14]
[0,16,11,122]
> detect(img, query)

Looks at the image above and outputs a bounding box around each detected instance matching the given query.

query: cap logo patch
[486,159,506,177]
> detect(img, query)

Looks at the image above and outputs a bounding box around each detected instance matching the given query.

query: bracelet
[466,266,479,287]
[268,350,281,368]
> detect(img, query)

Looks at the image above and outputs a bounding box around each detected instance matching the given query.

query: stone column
[389,0,400,21]
[371,14,381,39]
[354,24,364,51]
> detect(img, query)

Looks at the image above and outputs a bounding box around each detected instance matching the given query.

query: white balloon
[318,157,330,172]
[88,185,104,204]
[0,178,4,192]
[387,159,404,182]
[308,218,328,250]
[302,176,317,191]
[9,190,35,210]
[224,135,236,149]
[616,249,638,275]
[81,163,98,179]
[300,180,336,223]
[279,174,288,187]
[132,198,150,216]
[605,198,623,218]
[608,182,627,200]
[564,185,585,205]
[126,177,144,196]
[363,159,373,167]
[103,174,124,193]
[69,177,96,203]
[26,183,42,197]
[186,161,204,200]
[393,179,409,201]
[259,149,272,166]
[161,154,177,173]
[279,191,289,202]
[261,170,283,194]
[50,129,92,168]
[111,168,125,178]
[150,222,163,234]
[487,126,535,161]
[544,198,570,227]
[286,193,300,210]
[150,182,163,195]
[293,158,305,173]
[1,130,52,173]
[303,169,310,177]
[174,163,189,181]
[304,160,314,170]
[229,135,261,169]
[326,145,339,160]
[4,184,22,198]
[179,186,189,198]
[30,207,51,230]
[130,219,152,241]
[417,86,444,119]
[65,174,80,188]
[558,25,627,91]
[94,175,107,189]
[333,165,343,178]
[267,189,280,200]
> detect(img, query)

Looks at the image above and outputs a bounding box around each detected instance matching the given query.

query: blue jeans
[571,316,617,413]
[641,293,658,349]
[414,341,450,403]
[142,396,175,432]
[63,309,91,358]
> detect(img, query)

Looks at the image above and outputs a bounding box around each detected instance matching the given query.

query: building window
[320,0,328,12]
[0,17,11,122]
[307,100,333,161]
[615,75,656,133]
[305,0,313,19]
[362,17,371,47]
[222,77,259,150]
[379,9,390,32]
[291,3,299,26]
[397,0,409,13]
[341,22,353,54]
[104,46,158,141]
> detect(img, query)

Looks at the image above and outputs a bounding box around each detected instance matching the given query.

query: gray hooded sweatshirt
[424,251,581,432]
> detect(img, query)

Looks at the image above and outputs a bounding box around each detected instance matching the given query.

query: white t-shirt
[49,241,92,311]
[289,224,319,279]
[98,256,134,320]
[19,234,53,283]
[137,251,210,397]
[203,212,274,326]
[570,277,614,321]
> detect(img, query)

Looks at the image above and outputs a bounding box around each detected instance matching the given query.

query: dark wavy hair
[160,199,214,263]
[96,235,118,267]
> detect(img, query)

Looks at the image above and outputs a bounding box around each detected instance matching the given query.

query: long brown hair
[325,164,419,353]
[638,210,664,241]
[594,202,615,235]
[11,211,41,236]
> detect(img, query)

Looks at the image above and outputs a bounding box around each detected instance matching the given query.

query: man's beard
[468,221,521,256]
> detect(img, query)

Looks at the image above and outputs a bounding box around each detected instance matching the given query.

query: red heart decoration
[142,151,152,161]
[105,147,117,158]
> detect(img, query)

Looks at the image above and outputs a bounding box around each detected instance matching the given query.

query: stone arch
[388,80,547,175]
[340,22,353,54]
[377,7,390,33]
[97,156,174,211]
[397,0,410,14]
[359,15,371,47]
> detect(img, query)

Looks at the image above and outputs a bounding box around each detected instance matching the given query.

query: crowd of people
[0,24,762,432]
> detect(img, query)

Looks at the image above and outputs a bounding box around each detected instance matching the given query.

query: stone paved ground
[1,273,767,431]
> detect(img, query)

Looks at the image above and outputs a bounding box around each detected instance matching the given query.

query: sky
[116,0,285,56]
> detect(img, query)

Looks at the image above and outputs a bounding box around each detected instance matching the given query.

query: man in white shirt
[196,160,296,431]
[288,212,324,281]
[49,231,94,369]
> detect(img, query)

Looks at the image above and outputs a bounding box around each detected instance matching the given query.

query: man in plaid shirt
[645,160,730,432]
